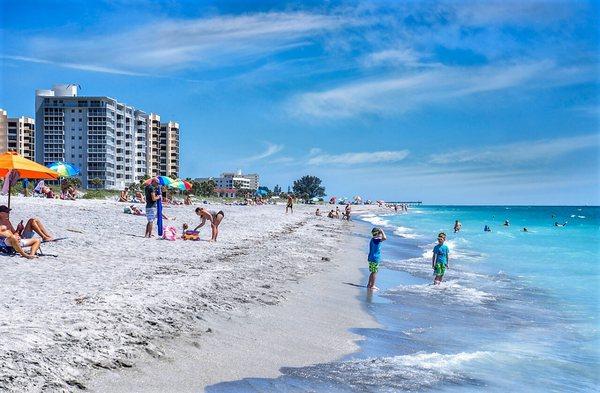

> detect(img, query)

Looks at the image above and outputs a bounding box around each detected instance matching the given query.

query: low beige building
[7,116,36,160]
[0,109,35,159]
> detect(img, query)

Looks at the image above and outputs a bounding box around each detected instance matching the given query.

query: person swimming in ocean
[484,225,491,232]
[523,227,528,232]
[504,220,510,226]
[454,220,462,233]
[554,221,567,227]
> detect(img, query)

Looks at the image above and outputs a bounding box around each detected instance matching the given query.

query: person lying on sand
[130,205,144,216]
[194,207,224,242]
[0,205,53,241]
[328,210,335,218]
[0,224,39,259]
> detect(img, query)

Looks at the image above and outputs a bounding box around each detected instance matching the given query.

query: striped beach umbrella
[171,179,192,190]
[47,161,80,177]
[143,176,175,187]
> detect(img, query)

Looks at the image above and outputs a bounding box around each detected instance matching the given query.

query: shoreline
[89,225,379,391]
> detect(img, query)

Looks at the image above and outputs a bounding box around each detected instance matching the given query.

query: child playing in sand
[432,232,449,285]
[367,227,386,291]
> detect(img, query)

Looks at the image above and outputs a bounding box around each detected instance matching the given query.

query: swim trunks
[434,262,446,276]
[146,207,157,222]
[21,230,34,239]
[368,261,379,273]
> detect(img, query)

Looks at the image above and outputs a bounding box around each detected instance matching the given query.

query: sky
[0,0,598,204]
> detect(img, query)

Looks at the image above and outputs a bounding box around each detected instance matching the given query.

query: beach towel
[162,226,177,241]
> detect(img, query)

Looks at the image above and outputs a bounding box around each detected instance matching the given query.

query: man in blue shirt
[367,227,387,291]
[432,232,449,285]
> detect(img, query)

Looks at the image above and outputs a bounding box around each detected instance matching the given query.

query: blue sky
[1,0,598,204]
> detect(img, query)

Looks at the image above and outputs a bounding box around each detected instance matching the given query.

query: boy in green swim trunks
[367,227,387,291]
[432,232,449,285]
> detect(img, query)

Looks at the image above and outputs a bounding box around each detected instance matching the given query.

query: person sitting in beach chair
[132,191,145,204]
[0,225,40,259]
[41,186,55,199]
[119,187,130,202]
[0,205,54,242]
[60,182,76,200]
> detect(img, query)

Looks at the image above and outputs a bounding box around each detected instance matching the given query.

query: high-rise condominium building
[35,85,179,189]
[145,115,179,178]
[0,109,35,159]
[7,116,35,160]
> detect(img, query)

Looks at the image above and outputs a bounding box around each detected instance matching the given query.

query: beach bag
[162,226,177,241]
[182,230,200,241]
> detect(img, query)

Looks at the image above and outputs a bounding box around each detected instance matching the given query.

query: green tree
[68,177,82,189]
[192,180,216,197]
[90,177,103,189]
[139,174,150,187]
[127,182,140,192]
[273,184,282,195]
[292,175,325,202]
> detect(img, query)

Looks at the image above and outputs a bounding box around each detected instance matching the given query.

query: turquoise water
[357,205,600,392]
[208,206,599,392]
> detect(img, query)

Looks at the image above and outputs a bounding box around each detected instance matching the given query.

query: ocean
[207,206,599,392]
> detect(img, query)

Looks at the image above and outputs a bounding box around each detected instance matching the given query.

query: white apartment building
[196,170,260,198]
[35,85,179,189]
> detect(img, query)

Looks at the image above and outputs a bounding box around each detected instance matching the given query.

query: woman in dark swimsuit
[194,207,225,242]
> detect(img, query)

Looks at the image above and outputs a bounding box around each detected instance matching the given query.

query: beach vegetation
[292,175,326,202]
[82,189,120,199]
[90,177,103,189]
[192,179,216,197]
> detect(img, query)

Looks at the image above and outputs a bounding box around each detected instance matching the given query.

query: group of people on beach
[142,178,224,242]
[119,186,194,206]
[17,179,80,200]
[315,204,352,221]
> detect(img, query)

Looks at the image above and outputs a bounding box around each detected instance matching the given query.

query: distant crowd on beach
[12,179,80,200]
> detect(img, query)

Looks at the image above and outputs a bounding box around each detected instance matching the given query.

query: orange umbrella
[0,151,60,208]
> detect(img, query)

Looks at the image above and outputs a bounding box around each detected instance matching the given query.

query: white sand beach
[0,197,381,391]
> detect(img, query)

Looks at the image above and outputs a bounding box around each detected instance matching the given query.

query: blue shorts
[146,207,157,222]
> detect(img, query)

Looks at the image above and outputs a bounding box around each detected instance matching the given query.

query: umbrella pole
[7,185,11,209]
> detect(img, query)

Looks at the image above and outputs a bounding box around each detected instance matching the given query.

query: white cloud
[308,150,409,165]
[429,134,600,165]
[2,55,149,76]
[290,61,594,118]
[362,48,430,68]
[243,143,284,162]
[21,12,355,72]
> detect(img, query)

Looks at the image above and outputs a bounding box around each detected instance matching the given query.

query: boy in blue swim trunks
[432,232,449,285]
[367,227,387,291]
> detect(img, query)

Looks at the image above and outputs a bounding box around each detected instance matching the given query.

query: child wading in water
[432,232,449,285]
[367,227,387,291]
